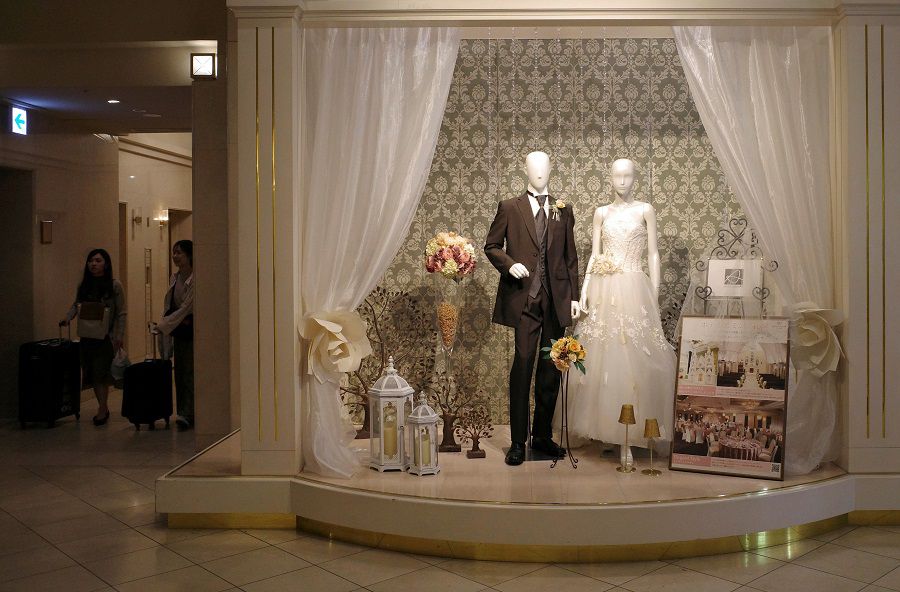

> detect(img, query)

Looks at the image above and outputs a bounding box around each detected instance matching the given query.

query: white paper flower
[790,302,844,377]
[299,310,373,383]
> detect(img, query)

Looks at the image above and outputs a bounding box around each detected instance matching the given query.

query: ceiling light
[129,175,135,179]
[107,99,120,104]
[131,108,146,113]
[142,113,162,118]
[190,52,217,80]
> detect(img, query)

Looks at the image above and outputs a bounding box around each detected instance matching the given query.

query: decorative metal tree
[455,400,494,459]
[342,287,435,438]
[426,365,486,453]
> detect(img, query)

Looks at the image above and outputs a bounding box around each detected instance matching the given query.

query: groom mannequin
[485,151,581,466]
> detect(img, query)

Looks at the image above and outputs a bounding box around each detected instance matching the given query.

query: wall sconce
[132,207,143,226]
[190,53,217,80]
[153,209,169,227]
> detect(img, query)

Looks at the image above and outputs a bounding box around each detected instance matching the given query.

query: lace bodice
[600,204,647,273]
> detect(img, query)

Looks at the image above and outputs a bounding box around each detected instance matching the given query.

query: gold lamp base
[616,464,636,473]
[642,468,662,476]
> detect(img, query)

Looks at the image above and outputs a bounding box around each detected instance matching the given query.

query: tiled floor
[2,391,900,592]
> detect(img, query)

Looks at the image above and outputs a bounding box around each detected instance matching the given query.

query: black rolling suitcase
[18,326,81,428]
[121,326,172,430]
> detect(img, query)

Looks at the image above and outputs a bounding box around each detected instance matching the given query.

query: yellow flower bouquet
[541,335,587,374]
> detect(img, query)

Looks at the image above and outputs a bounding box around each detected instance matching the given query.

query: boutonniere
[550,199,566,221]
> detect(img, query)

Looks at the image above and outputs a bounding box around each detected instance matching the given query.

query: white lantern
[368,357,414,472]
[407,392,440,476]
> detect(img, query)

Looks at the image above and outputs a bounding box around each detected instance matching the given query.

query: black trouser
[509,286,564,444]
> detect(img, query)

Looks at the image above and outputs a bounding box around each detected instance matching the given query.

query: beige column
[231,5,302,475]
[193,32,233,441]
[834,15,900,473]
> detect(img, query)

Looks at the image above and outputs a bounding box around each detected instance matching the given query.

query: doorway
[118,202,128,295]
[0,167,34,418]
[167,209,192,277]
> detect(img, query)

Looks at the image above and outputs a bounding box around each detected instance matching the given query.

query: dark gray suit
[484,193,580,444]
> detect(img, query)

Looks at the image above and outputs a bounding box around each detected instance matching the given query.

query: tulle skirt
[555,271,676,448]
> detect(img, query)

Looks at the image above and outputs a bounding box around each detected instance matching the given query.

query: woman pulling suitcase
[60,248,126,426]
[156,240,194,431]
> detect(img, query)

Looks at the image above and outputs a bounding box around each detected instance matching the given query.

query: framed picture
[706,258,762,299]
[670,316,790,481]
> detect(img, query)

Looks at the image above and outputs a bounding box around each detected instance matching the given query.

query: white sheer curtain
[298,27,460,478]
[673,26,837,474]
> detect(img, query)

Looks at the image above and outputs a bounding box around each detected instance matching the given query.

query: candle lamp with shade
[642,418,663,476]
[617,404,637,473]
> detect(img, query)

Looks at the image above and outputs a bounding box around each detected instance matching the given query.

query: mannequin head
[611,158,635,199]
[525,151,551,195]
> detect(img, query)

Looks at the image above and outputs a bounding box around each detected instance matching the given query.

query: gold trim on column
[292,515,848,563]
[256,27,263,441]
[881,25,886,439]
[865,24,871,439]
[272,27,279,441]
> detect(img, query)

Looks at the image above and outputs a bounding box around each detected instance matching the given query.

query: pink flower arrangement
[424,232,477,280]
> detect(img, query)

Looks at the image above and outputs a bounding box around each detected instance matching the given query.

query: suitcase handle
[148,322,159,360]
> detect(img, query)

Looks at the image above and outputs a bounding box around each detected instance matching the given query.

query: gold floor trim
[166,511,900,560]
[293,515,849,563]
[168,513,295,529]
[849,510,900,525]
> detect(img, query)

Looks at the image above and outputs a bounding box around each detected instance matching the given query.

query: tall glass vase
[434,277,463,452]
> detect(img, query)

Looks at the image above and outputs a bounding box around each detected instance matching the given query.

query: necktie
[534,195,547,239]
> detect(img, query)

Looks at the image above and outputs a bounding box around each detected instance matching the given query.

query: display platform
[156,428,898,562]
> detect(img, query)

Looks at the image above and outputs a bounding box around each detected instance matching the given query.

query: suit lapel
[516,193,539,248]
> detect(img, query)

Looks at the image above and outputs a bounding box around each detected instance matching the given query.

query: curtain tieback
[789,302,844,378]
[298,310,373,384]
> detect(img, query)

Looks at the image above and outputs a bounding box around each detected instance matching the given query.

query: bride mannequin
[559,158,676,469]
[582,159,662,301]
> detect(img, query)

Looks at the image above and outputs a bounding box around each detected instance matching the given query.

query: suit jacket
[484,193,580,328]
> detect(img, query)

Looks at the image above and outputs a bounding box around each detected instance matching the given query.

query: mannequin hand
[571,301,581,319]
[578,294,589,313]
[508,263,529,279]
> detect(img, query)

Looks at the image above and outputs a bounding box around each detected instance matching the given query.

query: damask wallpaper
[370,37,742,424]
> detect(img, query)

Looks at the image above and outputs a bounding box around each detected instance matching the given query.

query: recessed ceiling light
[142,113,162,118]
[131,108,146,113]
[129,175,135,179]
[107,99,120,104]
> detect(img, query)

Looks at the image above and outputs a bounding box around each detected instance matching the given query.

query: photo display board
[671,317,790,480]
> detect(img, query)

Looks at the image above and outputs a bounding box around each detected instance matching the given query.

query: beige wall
[118,133,192,358]
[0,133,119,341]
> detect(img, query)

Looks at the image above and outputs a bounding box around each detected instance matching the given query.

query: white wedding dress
[558,203,676,448]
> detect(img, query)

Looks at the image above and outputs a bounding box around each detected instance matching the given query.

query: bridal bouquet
[590,253,623,276]
[424,231,477,281]
[542,336,587,374]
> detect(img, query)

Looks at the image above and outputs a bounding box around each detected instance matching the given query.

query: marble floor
[2,391,900,592]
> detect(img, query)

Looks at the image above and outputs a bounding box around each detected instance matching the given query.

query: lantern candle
[422,428,431,466]
[383,404,397,457]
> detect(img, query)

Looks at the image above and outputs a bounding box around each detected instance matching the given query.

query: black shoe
[92,411,110,426]
[531,436,565,458]
[505,443,526,466]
